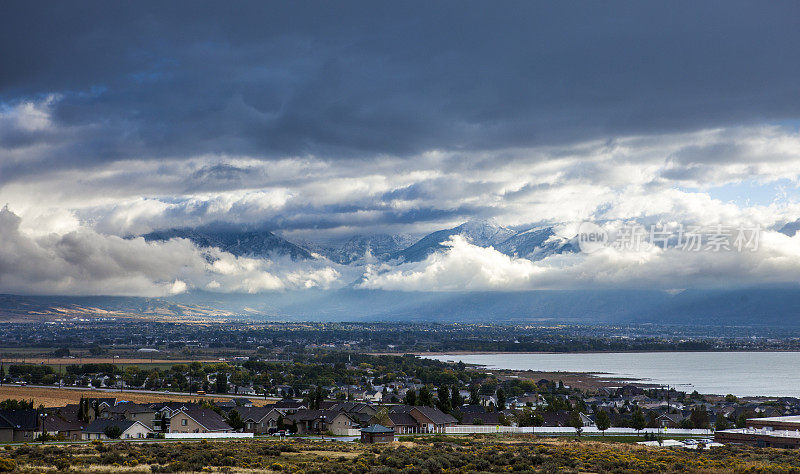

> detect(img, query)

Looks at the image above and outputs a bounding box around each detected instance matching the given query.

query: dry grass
[0,385,274,407]
[0,357,214,365]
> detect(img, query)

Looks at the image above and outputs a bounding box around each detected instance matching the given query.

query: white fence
[164,433,254,439]
[446,425,713,436]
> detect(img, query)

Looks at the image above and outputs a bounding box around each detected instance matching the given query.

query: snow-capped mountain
[141,219,579,266]
[389,220,517,262]
[495,226,578,261]
[142,223,313,260]
[314,234,416,264]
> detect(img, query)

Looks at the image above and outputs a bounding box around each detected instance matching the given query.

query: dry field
[0,385,274,407]
[0,357,215,365]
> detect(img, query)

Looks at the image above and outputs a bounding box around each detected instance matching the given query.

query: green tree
[103,425,122,439]
[569,410,584,437]
[418,386,433,407]
[436,386,452,413]
[496,388,506,411]
[53,347,70,357]
[631,408,646,435]
[215,372,228,394]
[595,409,611,436]
[715,413,730,431]
[227,409,245,431]
[469,386,479,405]
[450,385,463,409]
[690,406,710,429]
[403,389,417,406]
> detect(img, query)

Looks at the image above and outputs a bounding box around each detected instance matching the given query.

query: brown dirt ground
[0,385,274,407]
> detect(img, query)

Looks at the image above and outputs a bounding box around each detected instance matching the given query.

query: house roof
[109,402,154,414]
[361,424,394,433]
[42,414,86,432]
[175,408,232,432]
[86,398,117,407]
[465,412,501,425]
[234,407,275,423]
[388,412,417,427]
[540,411,571,427]
[273,398,305,409]
[329,402,376,414]
[0,409,38,430]
[85,419,146,434]
[458,404,487,414]
[411,406,457,425]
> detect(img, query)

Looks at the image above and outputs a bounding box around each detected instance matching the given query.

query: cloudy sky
[1,1,800,296]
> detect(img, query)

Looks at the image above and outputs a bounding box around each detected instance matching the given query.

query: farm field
[0,385,273,407]
[0,357,216,365]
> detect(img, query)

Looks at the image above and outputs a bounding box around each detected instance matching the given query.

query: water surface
[424,352,800,397]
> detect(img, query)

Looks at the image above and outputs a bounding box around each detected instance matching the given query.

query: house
[329,402,378,418]
[716,416,800,448]
[0,409,38,443]
[40,413,86,440]
[272,398,306,415]
[148,402,197,431]
[327,411,363,436]
[386,411,419,434]
[540,411,572,427]
[579,412,595,427]
[87,398,117,419]
[464,412,501,425]
[235,407,280,434]
[363,390,383,403]
[83,419,153,440]
[108,402,157,429]
[360,424,395,443]
[409,406,457,433]
[656,412,686,428]
[216,399,253,410]
[169,407,232,434]
[479,395,497,407]
[286,409,331,434]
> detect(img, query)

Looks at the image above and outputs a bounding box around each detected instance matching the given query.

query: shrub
[0,458,14,472]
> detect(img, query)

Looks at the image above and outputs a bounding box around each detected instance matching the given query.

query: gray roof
[0,410,38,430]
[361,424,394,433]
[42,414,86,432]
[412,406,458,425]
[109,402,154,414]
[85,419,141,434]
[178,407,232,431]
[233,407,275,422]
[388,412,417,426]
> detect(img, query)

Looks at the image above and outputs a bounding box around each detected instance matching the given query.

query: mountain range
[4,220,797,326]
[141,219,576,265]
[6,288,800,327]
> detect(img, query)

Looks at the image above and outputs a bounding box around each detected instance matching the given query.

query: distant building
[716,416,800,448]
[83,419,153,440]
[0,410,37,443]
[360,424,395,443]
[169,408,232,434]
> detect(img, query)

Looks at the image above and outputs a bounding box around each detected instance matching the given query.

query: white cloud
[358,233,800,291]
[0,206,343,296]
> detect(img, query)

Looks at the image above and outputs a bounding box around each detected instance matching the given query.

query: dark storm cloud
[1,0,799,182]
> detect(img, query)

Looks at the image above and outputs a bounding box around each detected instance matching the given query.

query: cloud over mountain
[1,2,799,298]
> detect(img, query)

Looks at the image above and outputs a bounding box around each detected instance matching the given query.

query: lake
[423,352,800,397]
